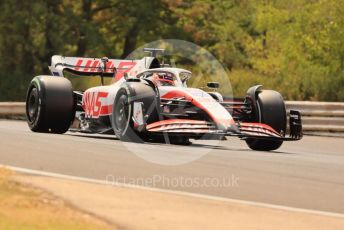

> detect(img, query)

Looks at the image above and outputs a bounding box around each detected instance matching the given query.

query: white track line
[2,164,344,219]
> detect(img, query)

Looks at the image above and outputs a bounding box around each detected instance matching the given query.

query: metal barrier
[285,101,344,134]
[286,101,344,136]
[1,101,343,135]
[0,102,25,119]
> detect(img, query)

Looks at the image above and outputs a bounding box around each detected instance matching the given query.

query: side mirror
[207,82,220,89]
[124,72,129,80]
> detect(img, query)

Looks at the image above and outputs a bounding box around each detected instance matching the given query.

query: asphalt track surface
[1,120,344,214]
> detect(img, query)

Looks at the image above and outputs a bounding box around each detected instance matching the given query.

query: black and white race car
[25,48,302,151]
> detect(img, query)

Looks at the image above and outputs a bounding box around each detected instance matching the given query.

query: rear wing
[49,55,160,81]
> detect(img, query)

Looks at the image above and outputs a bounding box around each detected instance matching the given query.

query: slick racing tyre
[111,82,159,142]
[25,76,75,134]
[245,90,287,151]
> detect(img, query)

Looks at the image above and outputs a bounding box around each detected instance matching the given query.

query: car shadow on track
[67,133,231,150]
[66,133,119,141]
[269,150,295,154]
[189,144,296,154]
[66,133,295,154]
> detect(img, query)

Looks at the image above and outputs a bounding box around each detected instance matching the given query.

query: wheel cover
[27,87,39,123]
[114,94,129,132]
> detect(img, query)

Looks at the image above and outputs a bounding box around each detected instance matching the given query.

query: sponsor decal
[133,102,144,127]
[82,91,110,118]
[113,61,137,82]
[74,59,115,73]
[73,59,137,78]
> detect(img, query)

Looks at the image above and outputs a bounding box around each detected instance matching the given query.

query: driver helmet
[150,72,176,86]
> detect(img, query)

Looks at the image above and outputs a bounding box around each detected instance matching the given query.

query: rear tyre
[25,76,75,134]
[245,90,286,151]
[111,82,159,142]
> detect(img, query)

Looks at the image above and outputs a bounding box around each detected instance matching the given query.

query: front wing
[145,110,302,141]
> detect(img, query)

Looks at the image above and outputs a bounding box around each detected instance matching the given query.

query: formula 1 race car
[25,48,302,151]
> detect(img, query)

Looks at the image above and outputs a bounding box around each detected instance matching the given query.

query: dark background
[0,0,343,101]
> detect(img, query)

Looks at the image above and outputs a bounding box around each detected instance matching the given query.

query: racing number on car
[83,92,109,118]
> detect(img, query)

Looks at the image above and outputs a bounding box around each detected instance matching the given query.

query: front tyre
[245,90,286,151]
[111,82,159,142]
[25,76,75,134]
[112,89,137,141]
